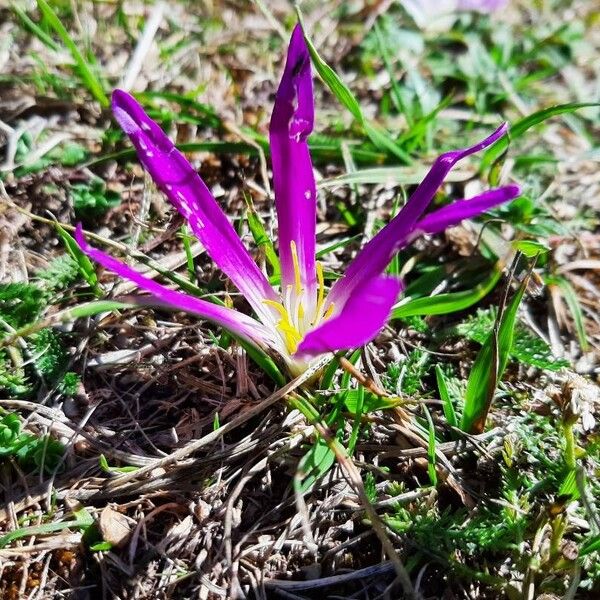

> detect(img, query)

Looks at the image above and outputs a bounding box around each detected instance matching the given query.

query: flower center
[263,241,334,354]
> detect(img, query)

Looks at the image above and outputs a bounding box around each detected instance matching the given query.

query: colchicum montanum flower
[76,24,520,376]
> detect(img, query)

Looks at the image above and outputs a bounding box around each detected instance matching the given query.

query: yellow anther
[315,262,325,321]
[263,299,290,320]
[278,321,302,354]
[263,299,302,354]
[290,240,302,295]
[323,303,335,320]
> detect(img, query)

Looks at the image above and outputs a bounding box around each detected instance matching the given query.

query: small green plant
[58,371,80,396]
[0,254,86,397]
[37,254,81,291]
[0,282,47,328]
[385,348,430,396]
[0,412,64,473]
[455,307,569,371]
[70,179,121,220]
[31,328,69,383]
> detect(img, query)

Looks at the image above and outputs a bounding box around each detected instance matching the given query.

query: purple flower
[401,0,507,31]
[457,0,508,12]
[76,24,520,375]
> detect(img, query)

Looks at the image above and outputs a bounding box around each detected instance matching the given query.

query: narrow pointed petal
[269,24,317,302]
[111,90,278,323]
[295,276,403,357]
[327,125,508,308]
[75,225,277,348]
[416,184,521,236]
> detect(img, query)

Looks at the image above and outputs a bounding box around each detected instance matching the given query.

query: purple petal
[416,184,520,235]
[457,0,508,12]
[111,90,278,324]
[269,24,317,303]
[75,225,277,348]
[327,125,508,308]
[296,276,403,357]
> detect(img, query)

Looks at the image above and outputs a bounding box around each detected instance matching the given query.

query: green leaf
[461,280,526,433]
[480,102,600,171]
[71,180,121,219]
[343,389,400,413]
[364,122,412,164]
[98,454,138,474]
[90,541,113,552]
[91,139,386,169]
[237,338,286,387]
[58,372,80,396]
[36,0,109,107]
[0,413,22,455]
[558,468,579,500]
[393,264,502,319]
[15,434,64,473]
[373,19,412,127]
[296,436,336,494]
[179,225,196,283]
[386,348,429,396]
[54,223,99,292]
[512,240,550,257]
[135,90,222,129]
[347,385,365,455]
[315,235,362,259]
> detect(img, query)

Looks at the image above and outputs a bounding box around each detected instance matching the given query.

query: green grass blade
[374,20,412,127]
[423,405,438,487]
[11,3,60,51]
[480,102,600,171]
[319,165,468,189]
[0,509,94,549]
[549,275,589,351]
[64,300,131,320]
[315,235,362,259]
[179,226,197,282]
[581,535,600,557]
[36,0,109,107]
[244,195,280,278]
[435,365,458,428]
[135,90,222,128]
[364,122,412,164]
[460,280,526,433]
[301,27,410,163]
[303,34,362,121]
[90,140,386,170]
